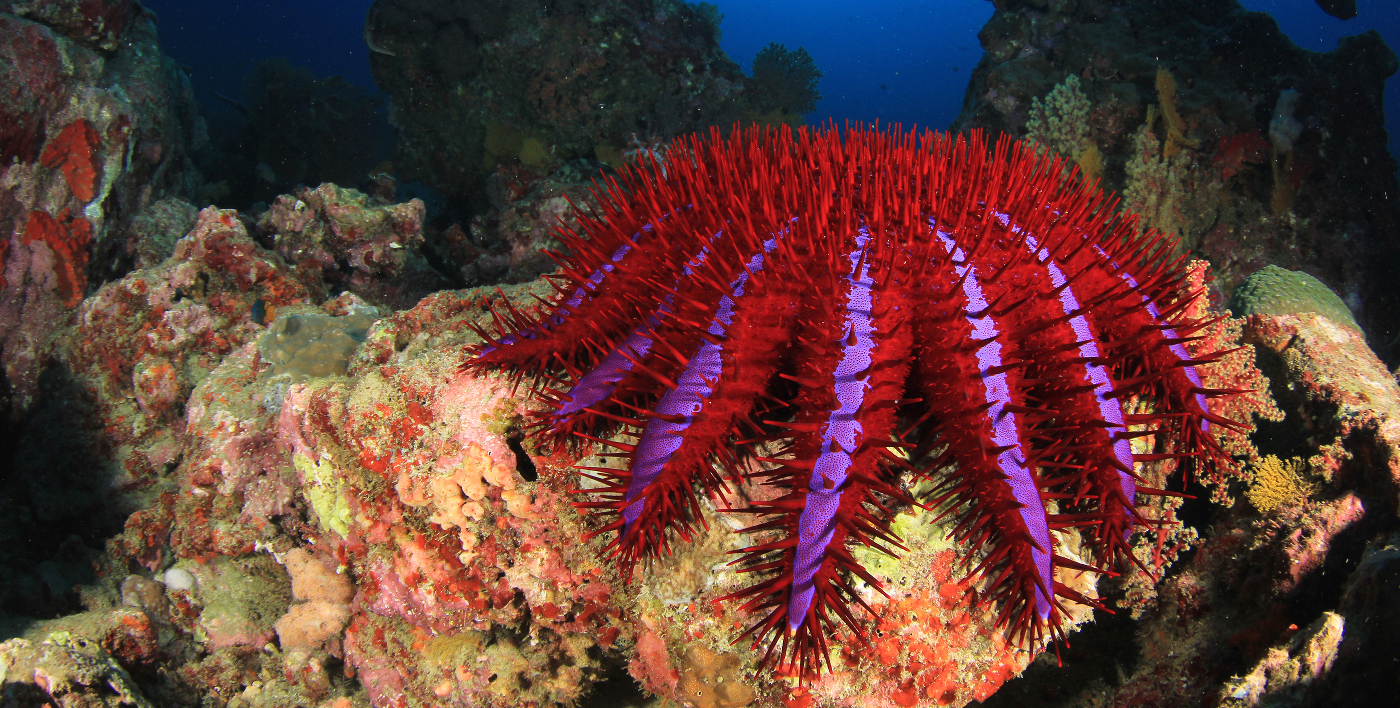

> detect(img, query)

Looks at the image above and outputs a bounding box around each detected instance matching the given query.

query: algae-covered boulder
[1229,264,1359,331]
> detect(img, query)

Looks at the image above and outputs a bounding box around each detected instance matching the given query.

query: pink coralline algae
[129,280,630,707]
[54,207,313,562]
[275,297,628,706]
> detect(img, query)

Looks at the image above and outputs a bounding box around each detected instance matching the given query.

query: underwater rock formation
[452,162,604,287]
[363,0,747,208]
[0,207,312,618]
[7,249,1393,708]
[984,308,1400,708]
[954,0,1400,364]
[256,183,444,310]
[0,0,203,417]
[0,149,1394,707]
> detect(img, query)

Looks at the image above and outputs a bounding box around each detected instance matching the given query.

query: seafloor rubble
[1,0,1398,707]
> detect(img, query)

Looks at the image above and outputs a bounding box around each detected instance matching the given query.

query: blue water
[711,0,990,133]
[142,0,1400,163]
[141,0,377,105]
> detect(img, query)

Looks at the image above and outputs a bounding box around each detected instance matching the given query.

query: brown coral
[676,645,756,708]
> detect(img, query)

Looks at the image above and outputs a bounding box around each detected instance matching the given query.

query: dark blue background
[140,0,1400,163]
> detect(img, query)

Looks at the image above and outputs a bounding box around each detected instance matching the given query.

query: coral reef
[119,198,200,270]
[1214,131,1270,182]
[1178,262,1285,498]
[1024,75,1100,182]
[1079,260,1285,616]
[0,206,313,620]
[953,0,1400,363]
[1,631,155,708]
[1120,116,1218,252]
[983,308,1400,708]
[449,162,603,286]
[363,0,749,208]
[1,2,1397,707]
[0,235,1105,708]
[744,42,823,124]
[1246,312,1400,491]
[1245,456,1319,514]
[1149,69,1200,159]
[467,125,1248,680]
[0,0,203,417]
[1,192,1396,708]
[256,183,443,310]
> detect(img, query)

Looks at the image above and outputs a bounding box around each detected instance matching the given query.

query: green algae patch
[296,452,353,538]
[853,496,960,584]
[484,395,531,448]
[425,630,488,667]
[185,555,292,650]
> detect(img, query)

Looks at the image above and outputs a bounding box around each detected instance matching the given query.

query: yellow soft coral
[1024,75,1103,183]
[296,452,354,538]
[1154,69,1200,158]
[1246,456,1318,513]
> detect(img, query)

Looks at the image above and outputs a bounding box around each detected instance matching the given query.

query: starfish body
[467,125,1237,674]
